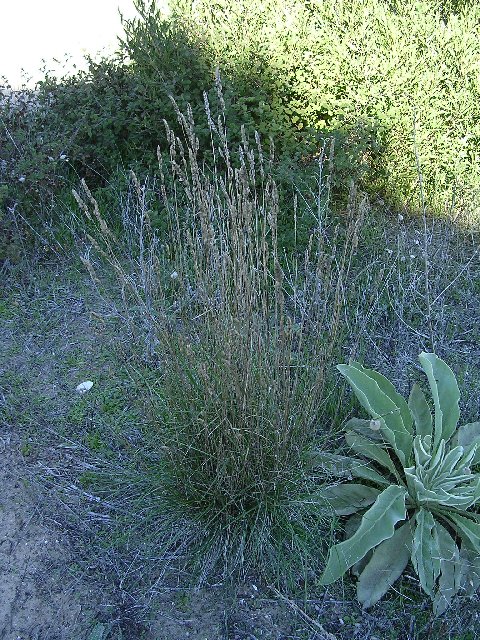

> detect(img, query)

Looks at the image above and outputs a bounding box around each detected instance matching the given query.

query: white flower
[398,214,404,222]
[76,380,94,394]
[59,154,68,161]
[18,175,25,182]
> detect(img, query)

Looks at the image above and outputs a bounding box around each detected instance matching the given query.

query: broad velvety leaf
[320,485,407,585]
[412,509,441,596]
[345,514,372,577]
[344,417,383,441]
[311,483,381,516]
[408,383,432,438]
[447,513,480,554]
[307,451,360,477]
[412,435,432,467]
[307,451,388,484]
[455,422,480,464]
[433,522,461,616]
[459,544,480,596]
[440,445,469,476]
[418,353,460,448]
[337,365,413,464]
[350,461,391,486]
[349,362,413,432]
[357,521,412,608]
[345,431,401,482]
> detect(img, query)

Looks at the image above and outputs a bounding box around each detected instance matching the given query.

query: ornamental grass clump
[317,352,480,614]
[74,88,367,584]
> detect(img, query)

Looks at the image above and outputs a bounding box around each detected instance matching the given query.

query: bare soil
[0,428,104,640]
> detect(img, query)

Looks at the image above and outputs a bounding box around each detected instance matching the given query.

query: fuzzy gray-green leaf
[307,451,388,485]
[447,513,480,554]
[344,514,373,577]
[350,461,391,486]
[455,422,480,465]
[337,364,413,464]
[433,522,461,616]
[459,544,480,596]
[412,509,441,596]
[345,431,399,480]
[418,353,460,448]
[320,485,407,585]
[312,483,381,516]
[408,383,432,438]
[307,451,359,477]
[344,417,383,442]
[349,361,413,432]
[357,521,412,608]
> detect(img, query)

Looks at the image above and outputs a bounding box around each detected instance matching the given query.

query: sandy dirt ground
[0,429,102,640]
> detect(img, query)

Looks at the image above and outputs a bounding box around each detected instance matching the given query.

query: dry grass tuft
[72,91,368,585]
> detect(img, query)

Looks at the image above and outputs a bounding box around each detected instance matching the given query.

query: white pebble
[76,380,94,394]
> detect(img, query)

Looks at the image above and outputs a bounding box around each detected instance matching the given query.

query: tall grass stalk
[74,91,366,586]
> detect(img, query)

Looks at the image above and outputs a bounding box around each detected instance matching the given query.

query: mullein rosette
[316,352,480,614]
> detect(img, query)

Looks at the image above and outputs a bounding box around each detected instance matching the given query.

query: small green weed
[20,441,33,457]
[84,430,107,453]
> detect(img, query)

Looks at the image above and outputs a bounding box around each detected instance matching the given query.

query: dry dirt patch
[0,428,103,640]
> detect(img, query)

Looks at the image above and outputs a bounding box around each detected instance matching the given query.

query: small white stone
[76,380,94,394]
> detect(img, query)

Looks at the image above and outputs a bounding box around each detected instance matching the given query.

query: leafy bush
[316,352,480,614]
[175,0,480,216]
[3,0,479,229]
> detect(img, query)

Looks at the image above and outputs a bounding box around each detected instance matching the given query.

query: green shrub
[172,0,480,217]
[4,0,478,232]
